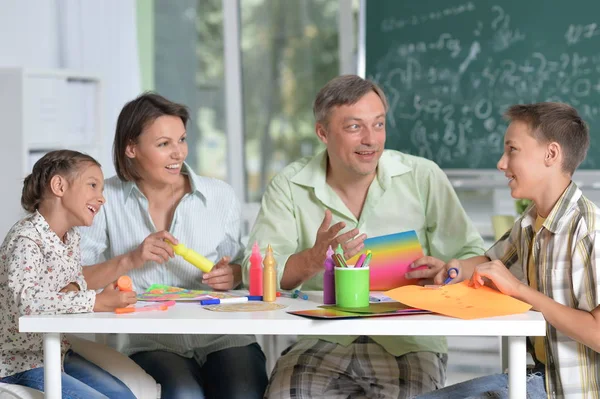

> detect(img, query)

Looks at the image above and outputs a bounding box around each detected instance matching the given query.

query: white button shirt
[80,164,255,360]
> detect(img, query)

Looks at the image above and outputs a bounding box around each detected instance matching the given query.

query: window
[240,0,341,201]
[150,0,358,200]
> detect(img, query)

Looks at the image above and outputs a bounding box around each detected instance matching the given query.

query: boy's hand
[94,281,137,312]
[202,257,234,290]
[470,260,525,297]
[59,283,80,293]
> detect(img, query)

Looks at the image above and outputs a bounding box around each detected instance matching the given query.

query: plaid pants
[266,336,447,399]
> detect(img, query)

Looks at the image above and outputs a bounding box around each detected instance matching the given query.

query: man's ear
[125,141,136,159]
[316,123,328,144]
[49,175,68,197]
[545,142,561,167]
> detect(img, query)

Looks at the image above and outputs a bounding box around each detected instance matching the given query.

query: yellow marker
[168,242,214,273]
[262,244,277,302]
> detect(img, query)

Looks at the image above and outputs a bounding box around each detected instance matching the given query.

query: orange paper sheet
[384,281,532,319]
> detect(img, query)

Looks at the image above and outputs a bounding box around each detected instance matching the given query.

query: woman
[80,92,268,399]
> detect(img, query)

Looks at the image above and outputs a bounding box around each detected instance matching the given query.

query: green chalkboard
[365,0,600,169]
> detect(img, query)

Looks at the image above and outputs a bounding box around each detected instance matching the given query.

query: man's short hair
[504,102,589,175]
[313,75,388,126]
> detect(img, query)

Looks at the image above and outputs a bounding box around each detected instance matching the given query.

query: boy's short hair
[504,102,589,175]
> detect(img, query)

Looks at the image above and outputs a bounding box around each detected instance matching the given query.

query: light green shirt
[243,149,485,356]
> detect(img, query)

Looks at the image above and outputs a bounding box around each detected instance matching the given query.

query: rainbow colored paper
[348,231,425,290]
[288,307,430,319]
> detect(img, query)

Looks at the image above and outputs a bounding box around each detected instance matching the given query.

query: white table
[19,292,545,399]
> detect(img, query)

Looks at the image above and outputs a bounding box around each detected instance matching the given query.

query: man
[244,75,485,398]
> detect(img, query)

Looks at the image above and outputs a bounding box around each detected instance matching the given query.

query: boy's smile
[497,120,550,201]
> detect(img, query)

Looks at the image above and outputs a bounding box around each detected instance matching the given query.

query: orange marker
[117,276,133,292]
[115,300,176,314]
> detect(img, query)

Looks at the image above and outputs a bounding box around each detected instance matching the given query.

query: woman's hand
[202,257,236,291]
[128,230,178,268]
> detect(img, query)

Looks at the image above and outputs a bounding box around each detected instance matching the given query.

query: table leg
[43,333,61,399]
[500,336,509,371]
[508,336,526,399]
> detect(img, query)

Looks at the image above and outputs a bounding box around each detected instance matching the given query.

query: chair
[0,335,160,399]
[491,215,516,241]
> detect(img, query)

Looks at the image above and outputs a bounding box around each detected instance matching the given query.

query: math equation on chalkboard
[365,1,600,169]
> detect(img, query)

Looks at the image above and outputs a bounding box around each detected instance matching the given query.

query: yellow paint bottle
[169,242,214,273]
[262,244,277,302]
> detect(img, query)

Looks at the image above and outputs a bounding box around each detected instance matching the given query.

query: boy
[409,102,600,398]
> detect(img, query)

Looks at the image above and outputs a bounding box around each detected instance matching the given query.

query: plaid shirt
[486,182,600,399]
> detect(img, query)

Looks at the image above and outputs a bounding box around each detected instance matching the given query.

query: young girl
[0,150,138,398]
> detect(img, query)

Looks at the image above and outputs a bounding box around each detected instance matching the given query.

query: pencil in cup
[355,253,367,268]
[362,251,372,268]
[333,253,348,268]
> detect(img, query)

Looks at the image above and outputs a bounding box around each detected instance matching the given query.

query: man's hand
[280,209,367,290]
[309,209,366,267]
[406,257,465,285]
[406,255,489,286]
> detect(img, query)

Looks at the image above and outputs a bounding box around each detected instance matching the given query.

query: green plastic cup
[334,266,369,308]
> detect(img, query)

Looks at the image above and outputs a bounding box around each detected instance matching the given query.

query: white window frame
[224,0,357,230]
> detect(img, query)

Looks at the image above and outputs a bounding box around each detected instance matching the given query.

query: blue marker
[246,295,263,301]
[200,297,249,305]
[444,267,459,285]
[293,289,308,300]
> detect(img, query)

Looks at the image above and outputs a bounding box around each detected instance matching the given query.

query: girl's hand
[470,260,525,297]
[94,281,137,312]
[59,283,80,293]
[128,230,178,268]
[202,257,234,290]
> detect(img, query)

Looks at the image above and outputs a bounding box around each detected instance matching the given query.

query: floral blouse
[0,211,95,377]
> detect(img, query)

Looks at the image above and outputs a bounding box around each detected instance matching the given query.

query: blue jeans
[130,343,268,399]
[0,350,136,399]
[415,366,546,399]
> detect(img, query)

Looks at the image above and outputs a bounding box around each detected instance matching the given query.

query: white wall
[0,0,60,69]
[0,0,141,178]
